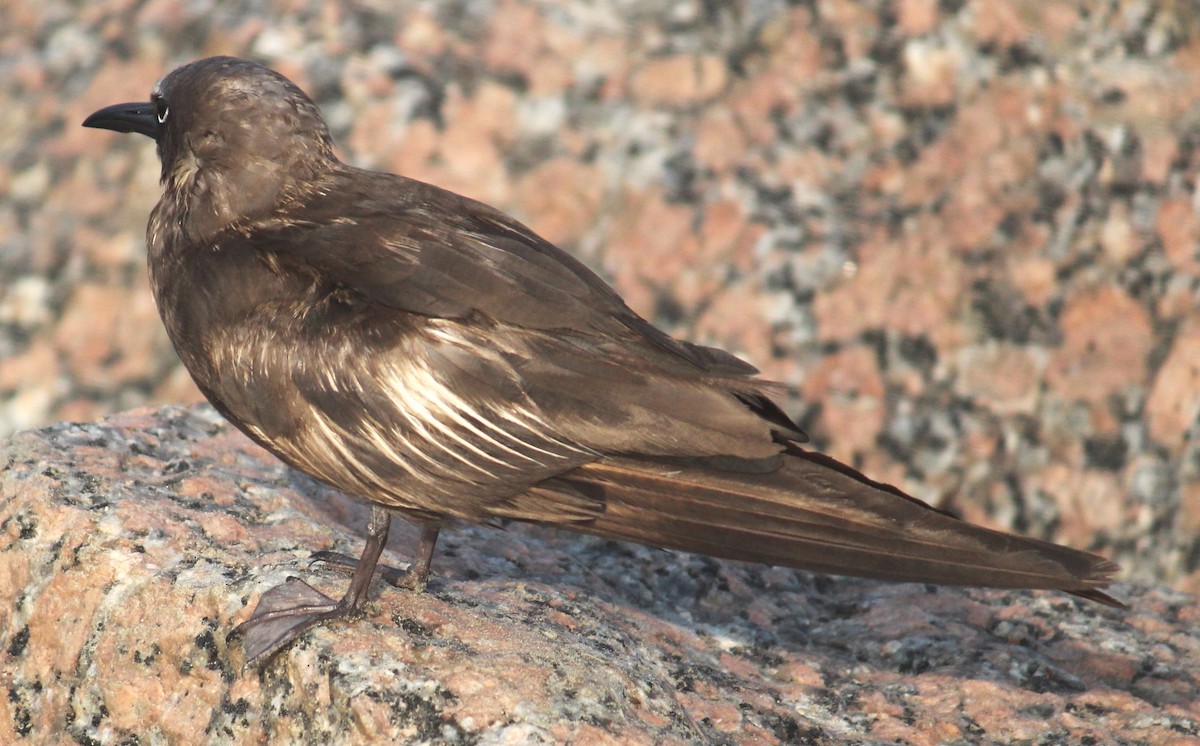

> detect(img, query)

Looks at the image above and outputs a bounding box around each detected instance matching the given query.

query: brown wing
[225,163,808,467]
[179,241,789,522]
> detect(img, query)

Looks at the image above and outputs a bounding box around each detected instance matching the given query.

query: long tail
[557,446,1123,607]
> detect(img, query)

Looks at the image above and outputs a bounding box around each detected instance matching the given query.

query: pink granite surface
[1,1,1197,594]
[0,407,1195,744]
[1,0,1199,594]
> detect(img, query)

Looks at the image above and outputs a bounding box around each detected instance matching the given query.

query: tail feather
[558,448,1123,607]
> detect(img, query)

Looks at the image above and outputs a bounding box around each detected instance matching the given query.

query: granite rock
[1,0,1198,598]
[1,406,1196,744]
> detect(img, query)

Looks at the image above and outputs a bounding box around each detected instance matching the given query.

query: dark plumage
[84,57,1122,663]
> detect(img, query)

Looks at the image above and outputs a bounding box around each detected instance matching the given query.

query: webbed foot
[232,577,347,661]
[233,506,405,664]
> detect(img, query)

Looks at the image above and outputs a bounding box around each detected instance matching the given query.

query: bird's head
[84,57,337,239]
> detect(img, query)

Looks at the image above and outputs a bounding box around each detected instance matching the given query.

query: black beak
[82,102,159,139]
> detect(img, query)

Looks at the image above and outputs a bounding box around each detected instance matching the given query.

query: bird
[83,56,1122,663]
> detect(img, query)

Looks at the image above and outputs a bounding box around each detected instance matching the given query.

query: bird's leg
[234,505,392,663]
[310,524,441,591]
[397,525,440,591]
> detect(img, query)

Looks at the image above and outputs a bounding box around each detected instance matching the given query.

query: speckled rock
[1,1,1198,592]
[0,406,1196,744]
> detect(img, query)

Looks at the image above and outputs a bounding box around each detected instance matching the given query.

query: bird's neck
[157,145,337,245]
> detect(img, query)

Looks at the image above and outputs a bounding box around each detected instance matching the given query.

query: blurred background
[1,0,1197,592]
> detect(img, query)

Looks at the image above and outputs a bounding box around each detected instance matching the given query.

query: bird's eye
[154,97,169,124]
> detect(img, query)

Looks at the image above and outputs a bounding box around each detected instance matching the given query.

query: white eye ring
[157,105,169,124]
